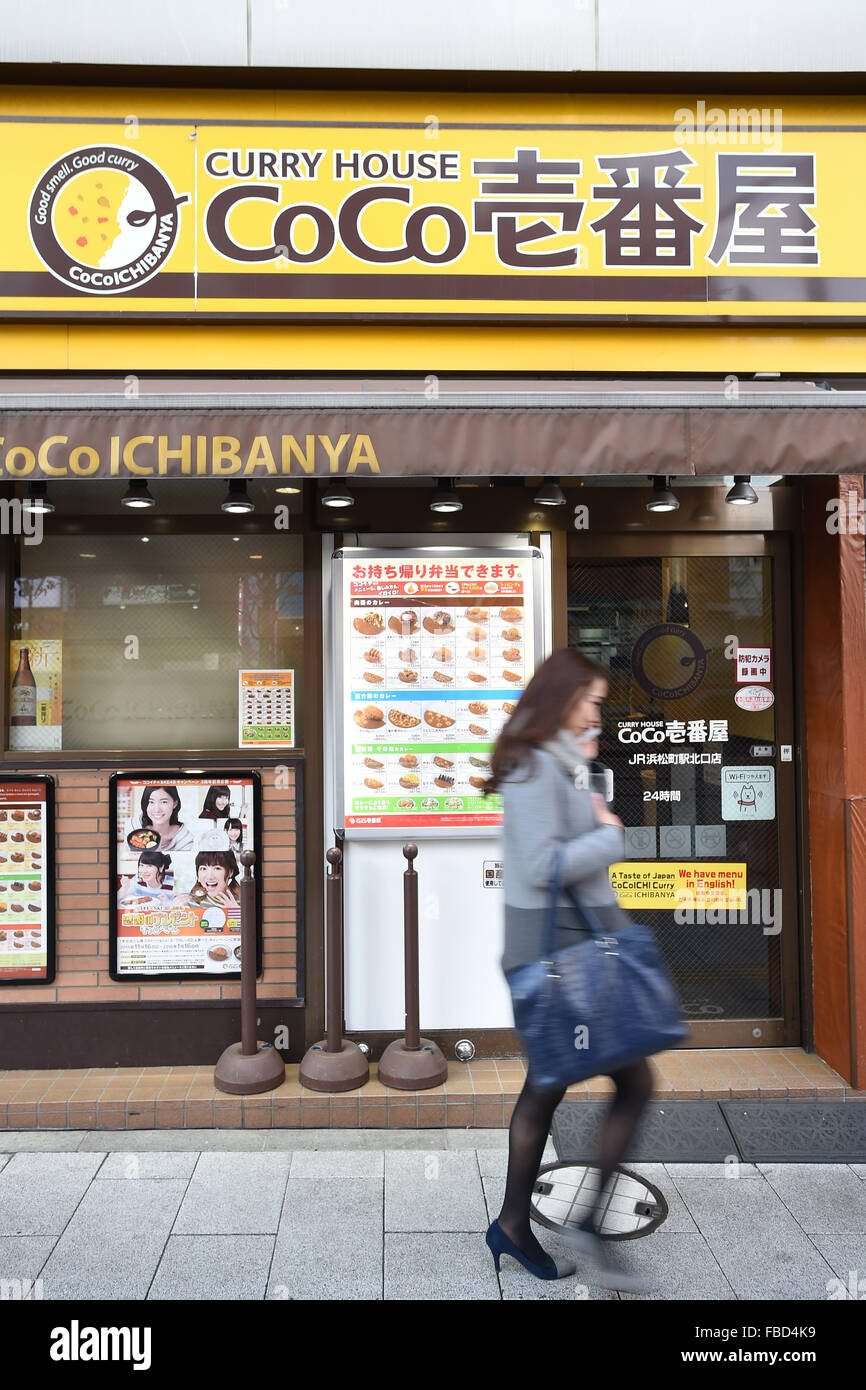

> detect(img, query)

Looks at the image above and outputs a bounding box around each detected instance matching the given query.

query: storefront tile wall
[0,766,298,1005]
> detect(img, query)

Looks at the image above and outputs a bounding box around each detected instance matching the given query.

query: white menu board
[334,547,543,836]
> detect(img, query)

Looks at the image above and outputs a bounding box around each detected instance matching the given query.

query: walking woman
[485,648,655,1288]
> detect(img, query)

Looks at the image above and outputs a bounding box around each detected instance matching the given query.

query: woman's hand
[592,793,623,829]
[209,889,238,908]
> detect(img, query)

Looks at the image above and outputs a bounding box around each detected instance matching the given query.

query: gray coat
[500,746,629,973]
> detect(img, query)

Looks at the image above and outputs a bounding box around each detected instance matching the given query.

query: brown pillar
[801,476,866,1086]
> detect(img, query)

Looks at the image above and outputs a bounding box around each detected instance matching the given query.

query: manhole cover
[531,1162,668,1241]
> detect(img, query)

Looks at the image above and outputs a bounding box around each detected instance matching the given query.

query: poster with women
[108,772,262,981]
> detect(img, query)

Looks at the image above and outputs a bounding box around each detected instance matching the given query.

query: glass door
[567,535,799,1047]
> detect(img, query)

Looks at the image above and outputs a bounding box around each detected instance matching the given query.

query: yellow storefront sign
[3,92,866,324]
[609,862,748,911]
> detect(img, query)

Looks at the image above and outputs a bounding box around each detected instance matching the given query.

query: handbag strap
[544,847,609,957]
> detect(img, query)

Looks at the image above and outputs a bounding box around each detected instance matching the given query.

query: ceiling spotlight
[321,480,355,509]
[533,477,566,507]
[221,481,255,514]
[23,481,55,514]
[275,484,301,495]
[646,476,680,513]
[121,479,156,509]
[430,478,462,513]
[725,475,759,505]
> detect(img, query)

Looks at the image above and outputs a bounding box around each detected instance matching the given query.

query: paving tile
[96,1152,199,1181]
[617,1232,737,1301]
[808,1235,866,1297]
[78,1130,266,1152]
[385,1151,488,1232]
[40,1180,187,1300]
[706,1226,839,1301]
[385,1233,501,1300]
[756,1163,866,1233]
[670,1171,804,1238]
[148,1235,275,1300]
[0,1236,57,1289]
[174,1153,291,1234]
[664,1160,763,1181]
[0,1132,85,1152]
[0,1152,105,1236]
[269,1151,382,1301]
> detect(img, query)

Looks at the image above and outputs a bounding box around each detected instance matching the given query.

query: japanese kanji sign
[736,647,773,683]
[2,95,863,321]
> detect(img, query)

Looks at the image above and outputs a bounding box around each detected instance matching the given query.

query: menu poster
[0,776,55,984]
[9,639,62,752]
[335,549,541,834]
[238,669,295,748]
[109,772,262,982]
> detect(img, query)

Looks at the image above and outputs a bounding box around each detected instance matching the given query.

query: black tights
[496,1059,654,1263]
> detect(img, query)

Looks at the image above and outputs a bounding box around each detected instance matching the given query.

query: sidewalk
[1,1130,864,1301]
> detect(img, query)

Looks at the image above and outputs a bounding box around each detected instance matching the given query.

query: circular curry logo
[29,146,189,294]
[631,622,709,701]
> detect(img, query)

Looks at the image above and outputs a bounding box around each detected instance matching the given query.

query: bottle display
[10,648,36,726]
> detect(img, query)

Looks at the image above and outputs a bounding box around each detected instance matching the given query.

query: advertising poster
[9,639,62,752]
[0,776,55,983]
[335,548,541,835]
[109,772,261,981]
[238,670,294,748]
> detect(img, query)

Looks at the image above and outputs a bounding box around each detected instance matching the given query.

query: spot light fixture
[725,475,759,505]
[221,481,255,514]
[121,480,156,509]
[429,478,462,513]
[646,476,680,513]
[533,477,566,507]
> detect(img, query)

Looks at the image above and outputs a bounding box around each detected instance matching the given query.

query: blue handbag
[507,851,688,1089]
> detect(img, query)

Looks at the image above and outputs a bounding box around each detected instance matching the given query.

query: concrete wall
[1,0,863,72]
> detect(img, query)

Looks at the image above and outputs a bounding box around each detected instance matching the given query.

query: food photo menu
[336,550,539,832]
[0,776,54,983]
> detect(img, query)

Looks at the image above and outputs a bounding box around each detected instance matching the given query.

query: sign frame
[108,769,263,983]
[0,774,56,986]
[332,545,545,839]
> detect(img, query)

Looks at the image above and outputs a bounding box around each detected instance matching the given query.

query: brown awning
[1,378,864,479]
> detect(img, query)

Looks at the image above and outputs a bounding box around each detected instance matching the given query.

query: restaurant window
[10,485,304,752]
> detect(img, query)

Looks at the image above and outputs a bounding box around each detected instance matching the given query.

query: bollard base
[378,1037,448,1091]
[299,1039,370,1092]
[214,1041,286,1095]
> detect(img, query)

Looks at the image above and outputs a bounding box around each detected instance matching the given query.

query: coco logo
[28,146,189,294]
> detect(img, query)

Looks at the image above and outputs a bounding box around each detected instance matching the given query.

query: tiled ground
[0,1048,860,1129]
[0,1133,864,1300]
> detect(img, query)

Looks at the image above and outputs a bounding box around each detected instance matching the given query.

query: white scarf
[541,727,592,788]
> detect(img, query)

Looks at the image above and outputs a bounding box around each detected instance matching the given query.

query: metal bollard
[214,850,286,1095]
[378,843,448,1091]
[299,845,369,1092]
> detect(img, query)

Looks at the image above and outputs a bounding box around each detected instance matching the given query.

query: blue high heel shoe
[486,1220,576,1280]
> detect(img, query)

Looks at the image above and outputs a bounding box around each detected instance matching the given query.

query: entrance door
[567,534,799,1047]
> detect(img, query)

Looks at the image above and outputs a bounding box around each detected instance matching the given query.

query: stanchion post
[214,850,286,1095]
[299,844,370,1092]
[378,843,448,1091]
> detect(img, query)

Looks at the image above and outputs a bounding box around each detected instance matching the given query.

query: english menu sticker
[338,552,538,832]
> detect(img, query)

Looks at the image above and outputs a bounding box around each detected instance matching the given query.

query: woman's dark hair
[486,649,607,794]
[189,849,240,901]
[200,785,231,817]
[223,817,244,846]
[140,785,182,827]
[137,849,172,882]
